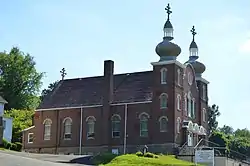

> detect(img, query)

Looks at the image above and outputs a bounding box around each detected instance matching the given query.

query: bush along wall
[2,139,22,152]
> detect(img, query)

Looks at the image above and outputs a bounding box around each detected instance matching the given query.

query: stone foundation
[23,143,179,155]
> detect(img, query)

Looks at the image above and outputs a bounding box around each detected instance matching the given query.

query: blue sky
[0,0,249,130]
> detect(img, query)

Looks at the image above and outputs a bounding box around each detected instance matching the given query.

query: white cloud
[239,39,250,54]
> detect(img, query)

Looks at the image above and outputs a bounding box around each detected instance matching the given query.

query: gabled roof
[0,96,7,104]
[38,71,153,109]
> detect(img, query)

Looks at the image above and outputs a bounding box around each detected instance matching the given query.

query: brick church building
[22,4,209,155]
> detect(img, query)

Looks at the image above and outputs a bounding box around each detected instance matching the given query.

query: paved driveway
[0,150,93,166]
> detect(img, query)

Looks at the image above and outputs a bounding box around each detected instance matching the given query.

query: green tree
[219,125,234,135]
[207,104,221,135]
[41,81,59,101]
[234,128,250,138]
[4,109,34,142]
[209,131,229,155]
[0,47,44,110]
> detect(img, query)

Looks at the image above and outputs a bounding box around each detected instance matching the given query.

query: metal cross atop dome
[190,26,197,41]
[60,68,67,80]
[165,3,172,20]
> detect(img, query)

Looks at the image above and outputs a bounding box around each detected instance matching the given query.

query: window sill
[63,138,72,140]
[160,107,168,110]
[112,136,120,139]
[160,130,167,132]
[27,142,33,144]
[87,137,95,140]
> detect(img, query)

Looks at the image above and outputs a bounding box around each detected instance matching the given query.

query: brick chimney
[102,60,114,146]
[103,60,114,104]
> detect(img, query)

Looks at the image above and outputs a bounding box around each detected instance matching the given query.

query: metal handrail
[178,141,188,154]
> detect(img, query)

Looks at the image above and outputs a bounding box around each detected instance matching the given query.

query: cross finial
[60,68,67,80]
[190,26,197,41]
[165,3,172,20]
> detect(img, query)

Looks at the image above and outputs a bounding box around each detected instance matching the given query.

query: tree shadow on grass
[57,155,94,165]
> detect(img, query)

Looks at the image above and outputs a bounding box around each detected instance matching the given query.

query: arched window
[192,99,196,118]
[160,68,167,84]
[43,119,52,140]
[177,69,181,85]
[63,117,72,140]
[159,116,168,132]
[187,92,192,117]
[202,85,206,100]
[184,93,187,115]
[139,113,149,137]
[177,117,181,133]
[160,93,168,109]
[177,94,181,111]
[202,108,206,122]
[86,116,96,139]
[111,114,121,138]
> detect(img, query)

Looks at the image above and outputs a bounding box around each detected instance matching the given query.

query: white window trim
[177,69,181,86]
[202,85,206,100]
[139,113,149,137]
[192,98,195,118]
[160,68,167,84]
[111,114,121,138]
[28,133,34,144]
[177,94,181,111]
[43,118,52,141]
[188,72,193,85]
[184,93,187,114]
[202,108,206,122]
[159,93,168,109]
[63,117,72,140]
[86,116,96,140]
[187,92,192,117]
[176,117,181,133]
[159,116,168,132]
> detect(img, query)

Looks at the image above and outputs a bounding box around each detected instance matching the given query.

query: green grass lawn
[100,154,200,166]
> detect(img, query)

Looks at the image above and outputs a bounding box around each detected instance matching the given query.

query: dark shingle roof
[0,96,7,104]
[38,71,153,109]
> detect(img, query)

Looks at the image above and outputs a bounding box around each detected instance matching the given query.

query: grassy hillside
[100,154,200,166]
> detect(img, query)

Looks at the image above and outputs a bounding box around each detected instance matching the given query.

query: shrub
[2,139,11,149]
[2,139,8,148]
[14,142,22,152]
[10,143,17,151]
[6,142,11,149]
[144,152,155,158]
[136,151,143,157]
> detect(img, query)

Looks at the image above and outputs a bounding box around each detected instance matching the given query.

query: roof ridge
[61,70,153,82]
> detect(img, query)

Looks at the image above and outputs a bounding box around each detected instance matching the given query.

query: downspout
[79,107,83,155]
[123,104,128,154]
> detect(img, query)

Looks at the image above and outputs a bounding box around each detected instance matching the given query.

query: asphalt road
[0,151,93,166]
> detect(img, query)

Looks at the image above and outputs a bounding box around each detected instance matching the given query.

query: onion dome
[189,61,206,76]
[155,4,181,61]
[187,26,206,76]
